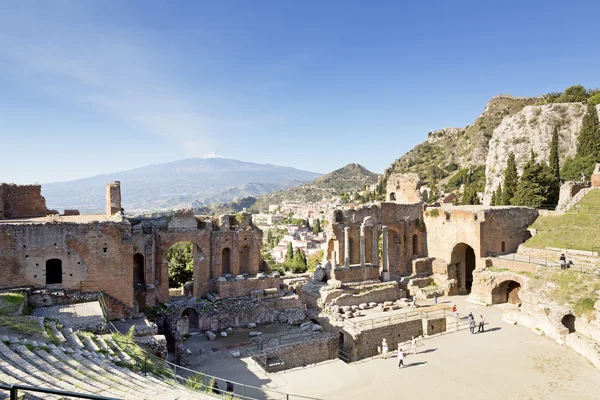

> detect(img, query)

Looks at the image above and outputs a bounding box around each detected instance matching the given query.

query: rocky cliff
[483,103,600,203]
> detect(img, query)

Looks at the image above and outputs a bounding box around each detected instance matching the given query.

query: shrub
[573,297,597,318]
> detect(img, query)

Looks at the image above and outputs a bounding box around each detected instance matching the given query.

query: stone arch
[451,243,476,294]
[561,314,576,333]
[412,234,419,256]
[222,247,231,275]
[239,245,250,274]
[133,253,145,286]
[334,210,344,223]
[491,279,522,305]
[182,308,199,332]
[46,258,62,285]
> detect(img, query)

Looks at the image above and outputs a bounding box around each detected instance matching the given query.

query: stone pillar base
[380,271,390,281]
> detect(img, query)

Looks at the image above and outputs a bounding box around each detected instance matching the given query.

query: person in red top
[452,304,457,313]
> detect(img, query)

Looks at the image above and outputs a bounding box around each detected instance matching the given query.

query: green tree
[557,85,588,103]
[490,188,497,206]
[285,242,294,265]
[502,152,518,205]
[313,219,321,235]
[589,93,600,106]
[266,230,274,246]
[307,250,324,272]
[461,183,480,205]
[494,184,502,206]
[167,242,194,288]
[576,103,600,159]
[512,151,556,208]
[291,248,308,273]
[549,125,560,182]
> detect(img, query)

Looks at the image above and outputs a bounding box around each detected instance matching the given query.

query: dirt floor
[180,295,600,400]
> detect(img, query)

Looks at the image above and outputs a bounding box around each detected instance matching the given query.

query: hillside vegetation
[525,190,600,251]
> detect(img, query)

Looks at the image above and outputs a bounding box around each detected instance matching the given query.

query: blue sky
[1,1,599,184]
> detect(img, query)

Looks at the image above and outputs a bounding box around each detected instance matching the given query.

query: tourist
[560,253,566,270]
[468,312,475,334]
[581,172,586,182]
[412,295,416,308]
[433,293,438,305]
[478,315,485,333]
[411,336,417,355]
[212,380,221,395]
[452,304,457,315]
[226,381,234,394]
[381,338,389,359]
[397,346,405,368]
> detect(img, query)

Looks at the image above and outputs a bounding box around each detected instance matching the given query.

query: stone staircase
[0,332,210,399]
[560,186,598,212]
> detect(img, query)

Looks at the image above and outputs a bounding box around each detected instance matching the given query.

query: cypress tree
[313,219,321,235]
[285,242,294,266]
[512,151,556,208]
[502,152,518,205]
[495,184,502,206]
[490,188,497,206]
[549,125,560,182]
[576,103,600,158]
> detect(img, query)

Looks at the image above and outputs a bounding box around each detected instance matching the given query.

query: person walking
[397,346,405,368]
[226,381,234,394]
[433,293,438,305]
[468,312,475,334]
[478,315,485,333]
[381,338,389,359]
[410,336,417,355]
[411,295,416,308]
[560,253,566,270]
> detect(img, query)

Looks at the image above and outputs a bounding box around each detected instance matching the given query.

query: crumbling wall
[263,334,338,372]
[346,319,423,361]
[216,275,281,298]
[0,184,51,219]
[385,173,422,204]
[330,265,380,283]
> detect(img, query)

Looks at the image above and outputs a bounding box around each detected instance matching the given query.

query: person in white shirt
[381,338,389,359]
[478,315,485,333]
[411,336,417,354]
[397,346,405,368]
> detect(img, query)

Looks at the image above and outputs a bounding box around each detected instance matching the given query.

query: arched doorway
[133,253,145,286]
[451,243,477,294]
[389,192,396,201]
[412,234,419,256]
[182,308,200,332]
[167,242,194,290]
[561,314,576,333]
[239,245,250,274]
[491,280,522,305]
[222,248,231,275]
[46,259,63,285]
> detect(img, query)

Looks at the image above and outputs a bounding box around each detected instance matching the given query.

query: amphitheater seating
[0,333,210,399]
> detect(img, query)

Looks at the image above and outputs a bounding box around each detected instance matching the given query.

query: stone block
[230,350,241,358]
[250,289,265,297]
[369,302,377,307]
[312,325,323,332]
[249,331,263,337]
[247,322,257,328]
[220,331,228,337]
[264,288,278,295]
[359,303,369,310]
[205,331,216,341]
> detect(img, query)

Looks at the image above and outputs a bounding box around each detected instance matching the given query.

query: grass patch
[573,297,597,319]
[525,191,600,251]
[487,266,509,273]
[0,293,25,315]
[0,316,44,336]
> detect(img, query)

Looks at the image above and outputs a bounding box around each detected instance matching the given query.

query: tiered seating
[0,334,210,399]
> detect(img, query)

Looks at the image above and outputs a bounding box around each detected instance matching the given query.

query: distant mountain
[41,158,322,213]
[250,163,380,212]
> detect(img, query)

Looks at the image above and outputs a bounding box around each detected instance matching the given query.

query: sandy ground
[183,295,600,400]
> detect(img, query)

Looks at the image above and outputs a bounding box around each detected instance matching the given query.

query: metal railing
[487,252,600,279]
[0,383,120,400]
[99,299,320,400]
[343,309,448,330]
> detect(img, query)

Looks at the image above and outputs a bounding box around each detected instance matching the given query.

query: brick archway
[451,243,477,294]
[491,279,523,305]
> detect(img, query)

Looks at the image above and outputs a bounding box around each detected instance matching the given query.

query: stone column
[344,226,350,268]
[381,226,388,272]
[360,224,366,268]
[372,226,379,267]
[332,251,337,268]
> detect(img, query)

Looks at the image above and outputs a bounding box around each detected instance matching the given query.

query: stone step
[62,328,85,350]
[46,321,67,344]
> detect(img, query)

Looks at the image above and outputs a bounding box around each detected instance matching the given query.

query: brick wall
[216,276,281,298]
[422,317,446,335]
[263,334,338,372]
[0,184,50,219]
[331,285,403,306]
[331,265,380,282]
[345,319,423,361]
